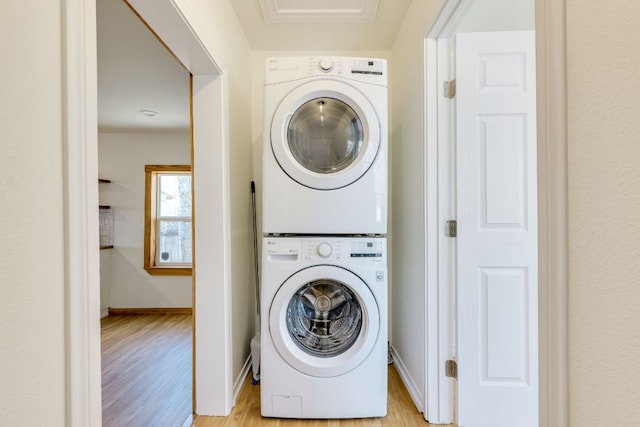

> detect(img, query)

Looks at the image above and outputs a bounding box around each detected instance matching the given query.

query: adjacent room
[96,0,193,425]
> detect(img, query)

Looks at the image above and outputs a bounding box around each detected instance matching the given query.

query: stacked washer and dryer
[261,56,389,419]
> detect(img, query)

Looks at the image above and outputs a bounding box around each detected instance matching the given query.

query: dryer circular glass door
[269,265,380,378]
[270,80,381,190]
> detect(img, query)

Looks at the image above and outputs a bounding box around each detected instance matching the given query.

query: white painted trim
[131,0,225,74]
[258,0,379,23]
[64,0,233,424]
[535,0,569,425]
[423,36,441,423]
[127,0,233,415]
[436,35,459,425]
[423,0,568,426]
[62,0,102,425]
[427,0,476,39]
[424,2,476,424]
[180,414,194,427]
[234,356,253,403]
[424,35,457,424]
[192,73,234,415]
[389,346,423,413]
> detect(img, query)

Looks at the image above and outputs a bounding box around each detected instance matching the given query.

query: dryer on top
[262,56,388,235]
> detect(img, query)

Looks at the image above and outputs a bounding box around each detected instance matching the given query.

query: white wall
[388,0,445,410]
[457,0,535,32]
[98,131,192,310]
[567,1,640,425]
[0,1,66,425]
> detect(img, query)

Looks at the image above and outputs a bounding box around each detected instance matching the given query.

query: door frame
[424,0,568,425]
[62,0,233,425]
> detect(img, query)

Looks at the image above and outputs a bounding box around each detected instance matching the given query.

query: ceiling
[97,0,191,131]
[231,0,412,50]
[97,0,411,131]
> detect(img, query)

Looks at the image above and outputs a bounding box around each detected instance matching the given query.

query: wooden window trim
[144,164,192,276]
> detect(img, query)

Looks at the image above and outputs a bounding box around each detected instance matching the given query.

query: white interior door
[455,31,538,427]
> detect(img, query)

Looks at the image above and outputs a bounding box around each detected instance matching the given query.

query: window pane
[157,220,192,264]
[159,174,191,218]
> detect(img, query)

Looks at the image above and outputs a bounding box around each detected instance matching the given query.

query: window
[144,165,192,275]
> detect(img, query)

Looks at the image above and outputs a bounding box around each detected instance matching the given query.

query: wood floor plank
[101,314,449,426]
[193,365,447,427]
[101,313,193,427]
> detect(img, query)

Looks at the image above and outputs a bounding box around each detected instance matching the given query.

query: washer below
[261,236,388,419]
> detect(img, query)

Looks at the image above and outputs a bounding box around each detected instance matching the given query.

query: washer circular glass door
[270,80,381,190]
[269,265,380,378]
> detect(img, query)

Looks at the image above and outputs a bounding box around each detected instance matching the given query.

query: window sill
[144,266,192,276]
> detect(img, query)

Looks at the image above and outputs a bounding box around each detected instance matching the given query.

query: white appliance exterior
[262,56,388,235]
[261,236,388,419]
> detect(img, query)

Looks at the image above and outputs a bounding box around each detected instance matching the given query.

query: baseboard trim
[108,307,193,315]
[180,413,193,427]
[233,355,252,405]
[389,345,424,413]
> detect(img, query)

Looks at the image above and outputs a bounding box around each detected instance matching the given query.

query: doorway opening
[424,0,568,425]
[96,1,193,424]
[63,0,233,424]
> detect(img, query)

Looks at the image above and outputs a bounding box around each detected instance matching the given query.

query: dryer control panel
[265,56,387,86]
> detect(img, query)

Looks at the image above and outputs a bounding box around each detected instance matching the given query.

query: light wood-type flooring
[101,313,192,427]
[101,313,444,427]
[193,365,441,427]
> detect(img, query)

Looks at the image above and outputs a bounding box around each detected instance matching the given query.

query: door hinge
[445,359,458,379]
[443,79,456,98]
[445,220,457,237]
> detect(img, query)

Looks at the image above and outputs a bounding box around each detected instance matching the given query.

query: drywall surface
[98,131,192,309]
[457,0,534,33]
[389,0,445,411]
[567,1,640,425]
[0,1,66,425]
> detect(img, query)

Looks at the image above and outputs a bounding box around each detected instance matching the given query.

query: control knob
[318,59,334,72]
[317,242,333,258]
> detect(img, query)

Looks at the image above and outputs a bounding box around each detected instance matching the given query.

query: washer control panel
[264,237,386,267]
[301,238,385,264]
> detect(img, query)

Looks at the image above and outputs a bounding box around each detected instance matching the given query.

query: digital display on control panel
[351,59,384,76]
[350,241,383,258]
